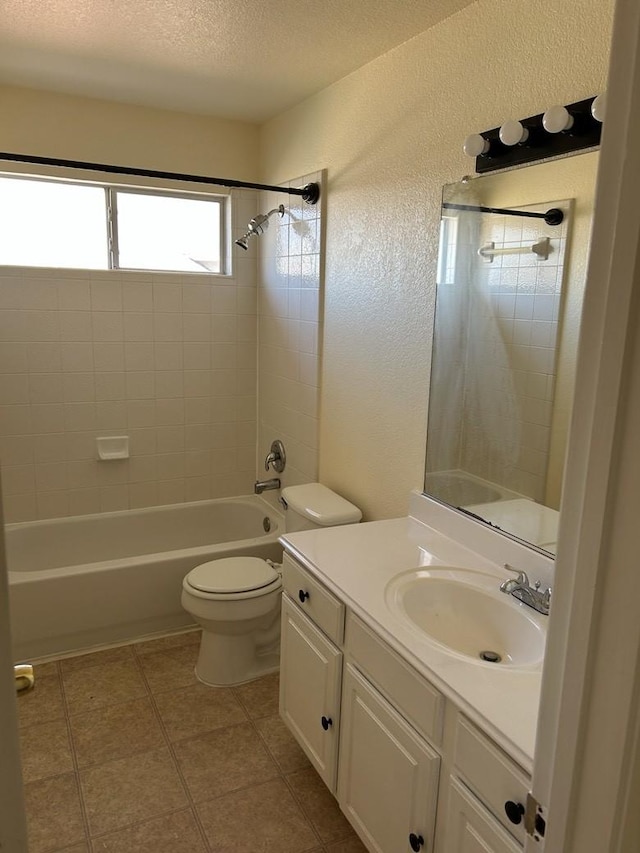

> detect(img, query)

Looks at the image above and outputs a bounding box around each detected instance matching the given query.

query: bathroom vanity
[278,492,552,853]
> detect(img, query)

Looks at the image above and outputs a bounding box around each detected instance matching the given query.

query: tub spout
[254,478,280,494]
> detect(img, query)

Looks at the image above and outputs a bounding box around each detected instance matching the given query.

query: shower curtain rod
[443,202,563,226]
[0,152,321,204]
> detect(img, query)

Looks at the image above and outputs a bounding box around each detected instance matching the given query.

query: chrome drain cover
[479,650,502,663]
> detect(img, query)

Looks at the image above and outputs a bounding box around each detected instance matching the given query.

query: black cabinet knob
[504,800,525,825]
[298,589,310,603]
[409,833,424,851]
[321,715,332,731]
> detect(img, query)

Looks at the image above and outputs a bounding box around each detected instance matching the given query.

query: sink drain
[479,650,502,663]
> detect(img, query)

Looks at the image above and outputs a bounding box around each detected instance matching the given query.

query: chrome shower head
[235,204,284,250]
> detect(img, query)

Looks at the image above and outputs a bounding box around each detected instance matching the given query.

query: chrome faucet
[499,565,551,615]
[254,478,281,494]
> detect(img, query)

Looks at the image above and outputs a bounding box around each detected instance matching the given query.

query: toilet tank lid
[186,557,278,594]
[282,483,362,526]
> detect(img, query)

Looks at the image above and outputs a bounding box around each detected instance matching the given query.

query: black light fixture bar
[471,97,601,174]
[0,152,321,204]
[443,202,564,226]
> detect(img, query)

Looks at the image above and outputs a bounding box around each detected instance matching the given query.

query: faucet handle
[264,439,286,474]
[504,564,530,587]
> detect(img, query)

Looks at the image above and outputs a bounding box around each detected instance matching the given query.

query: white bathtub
[7,495,284,661]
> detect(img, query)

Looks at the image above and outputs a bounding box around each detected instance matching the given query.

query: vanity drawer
[345,613,444,747]
[282,553,345,645]
[454,716,530,844]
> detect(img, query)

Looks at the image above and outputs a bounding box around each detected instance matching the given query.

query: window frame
[0,172,228,275]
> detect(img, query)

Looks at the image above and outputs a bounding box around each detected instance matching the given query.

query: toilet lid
[186,557,278,594]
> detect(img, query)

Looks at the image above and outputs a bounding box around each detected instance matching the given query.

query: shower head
[235,204,284,250]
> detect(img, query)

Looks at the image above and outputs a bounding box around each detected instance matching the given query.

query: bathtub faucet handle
[264,440,286,474]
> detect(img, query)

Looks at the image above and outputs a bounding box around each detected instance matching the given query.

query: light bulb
[499,120,529,146]
[463,134,490,158]
[542,105,574,134]
[591,93,606,123]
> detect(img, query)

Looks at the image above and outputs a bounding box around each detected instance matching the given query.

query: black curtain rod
[443,202,563,226]
[0,152,321,205]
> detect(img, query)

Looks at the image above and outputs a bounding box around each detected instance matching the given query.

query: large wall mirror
[424,151,599,554]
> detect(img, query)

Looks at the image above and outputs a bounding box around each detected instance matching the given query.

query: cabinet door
[444,778,522,853]
[338,663,440,853]
[279,594,342,791]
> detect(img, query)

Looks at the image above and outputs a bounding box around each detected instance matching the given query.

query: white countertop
[280,498,550,773]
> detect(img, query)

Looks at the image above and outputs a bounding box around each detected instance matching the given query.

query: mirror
[425,151,599,554]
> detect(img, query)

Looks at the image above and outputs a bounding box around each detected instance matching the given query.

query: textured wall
[259,0,614,520]
[0,83,259,182]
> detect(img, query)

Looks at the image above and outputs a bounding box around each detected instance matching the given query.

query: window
[0,175,224,274]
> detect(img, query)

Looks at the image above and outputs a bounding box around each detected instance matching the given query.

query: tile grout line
[131,640,212,853]
[56,658,94,852]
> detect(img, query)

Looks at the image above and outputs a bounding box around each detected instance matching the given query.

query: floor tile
[60,645,135,675]
[91,809,206,852]
[137,644,200,694]
[255,714,311,773]
[134,629,200,657]
[173,721,279,803]
[287,767,356,844]
[63,659,148,716]
[19,718,74,783]
[32,660,61,678]
[80,747,188,836]
[323,838,368,852]
[23,772,86,853]
[197,778,319,853]
[233,672,280,719]
[17,673,65,728]
[69,697,165,768]
[154,682,247,742]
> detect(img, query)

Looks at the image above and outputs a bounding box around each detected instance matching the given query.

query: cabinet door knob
[298,589,310,603]
[321,715,332,730]
[504,800,525,825]
[409,833,424,851]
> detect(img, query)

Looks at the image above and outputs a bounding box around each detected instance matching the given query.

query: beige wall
[0,83,259,181]
[259,0,614,521]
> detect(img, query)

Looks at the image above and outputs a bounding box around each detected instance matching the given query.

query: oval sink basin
[385,568,546,666]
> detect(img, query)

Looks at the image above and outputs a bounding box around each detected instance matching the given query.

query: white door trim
[0,486,28,851]
[529,1,640,851]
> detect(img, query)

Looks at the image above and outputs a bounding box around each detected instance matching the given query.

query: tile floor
[17,630,367,853]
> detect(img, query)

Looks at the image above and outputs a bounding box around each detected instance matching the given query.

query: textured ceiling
[0,0,477,122]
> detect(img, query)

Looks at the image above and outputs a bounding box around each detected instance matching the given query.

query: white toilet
[181,483,362,686]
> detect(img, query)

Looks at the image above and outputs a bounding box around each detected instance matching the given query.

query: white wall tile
[0,259,259,518]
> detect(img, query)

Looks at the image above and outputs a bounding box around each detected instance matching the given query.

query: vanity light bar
[443,202,564,226]
[464,96,603,174]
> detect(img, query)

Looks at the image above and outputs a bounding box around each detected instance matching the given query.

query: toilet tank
[281,483,362,532]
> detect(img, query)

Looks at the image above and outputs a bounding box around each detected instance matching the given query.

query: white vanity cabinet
[279,552,532,853]
[444,779,522,853]
[279,595,343,790]
[338,662,440,852]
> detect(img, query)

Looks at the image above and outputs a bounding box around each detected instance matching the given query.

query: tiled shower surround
[17,630,365,852]
[0,183,323,521]
[258,173,323,487]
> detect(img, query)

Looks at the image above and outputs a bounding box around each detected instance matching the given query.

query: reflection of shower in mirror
[425,151,600,554]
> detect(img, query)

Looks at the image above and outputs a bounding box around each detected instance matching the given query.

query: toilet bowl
[182,483,362,686]
[181,556,282,686]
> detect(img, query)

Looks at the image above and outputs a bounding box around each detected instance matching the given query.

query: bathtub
[7,495,284,661]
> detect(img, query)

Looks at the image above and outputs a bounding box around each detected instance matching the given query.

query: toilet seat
[186,557,280,595]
